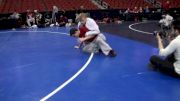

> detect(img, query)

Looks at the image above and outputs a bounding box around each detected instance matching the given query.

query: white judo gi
[78,17,113,55]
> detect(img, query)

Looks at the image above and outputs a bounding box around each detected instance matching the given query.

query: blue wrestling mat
[0,23,180,101]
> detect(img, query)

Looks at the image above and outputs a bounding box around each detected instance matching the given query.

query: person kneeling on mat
[70,13,116,57]
[70,28,116,57]
[150,20,180,77]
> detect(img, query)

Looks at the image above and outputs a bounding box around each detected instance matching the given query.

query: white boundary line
[129,21,155,34]
[0,30,94,101]
[40,53,94,101]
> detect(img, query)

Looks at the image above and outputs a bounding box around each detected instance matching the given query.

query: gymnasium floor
[0,21,180,101]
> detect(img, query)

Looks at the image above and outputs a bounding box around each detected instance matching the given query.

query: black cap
[69,28,78,36]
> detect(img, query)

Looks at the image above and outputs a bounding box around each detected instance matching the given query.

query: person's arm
[79,35,96,42]
[85,18,100,36]
[86,30,100,35]
[157,33,177,56]
[157,33,164,50]
[75,35,96,48]
[74,42,83,49]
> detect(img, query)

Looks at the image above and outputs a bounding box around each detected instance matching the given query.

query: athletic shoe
[108,50,117,57]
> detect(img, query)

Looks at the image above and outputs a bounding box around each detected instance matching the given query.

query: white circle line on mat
[129,21,154,34]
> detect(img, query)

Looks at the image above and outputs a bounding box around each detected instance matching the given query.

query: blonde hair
[76,13,87,21]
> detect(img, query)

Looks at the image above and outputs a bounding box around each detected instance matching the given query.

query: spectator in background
[132,7,139,13]
[124,8,131,14]
[144,6,150,13]
[9,11,21,29]
[52,5,59,24]
[9,12,20,20]
[34,10,42,26]
[132,7,139,21]
[79,5,85,13]
[58,15,68,27]
[144,6,150,20]
[26,10,36,28]
[159,13,173,29]
[102,14,111,23]
[139,7,143,13]
[44,12,51,27]
[124,8,131,21]
[139,7,143,21]
[66,19,73,27]
[80,5,84,10]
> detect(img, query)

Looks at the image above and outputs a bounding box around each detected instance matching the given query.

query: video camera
[153,31,166,38]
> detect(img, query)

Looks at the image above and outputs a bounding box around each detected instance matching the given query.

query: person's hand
[79,38,86,42]
[74,45,80,49]
[156,32,164,50]
[156,33,161,39]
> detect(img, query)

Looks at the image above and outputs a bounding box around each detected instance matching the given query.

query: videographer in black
[150,20,180,77]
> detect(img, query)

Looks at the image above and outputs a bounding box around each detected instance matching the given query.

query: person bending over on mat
[150,20,180,77]
[69,13,116,57]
